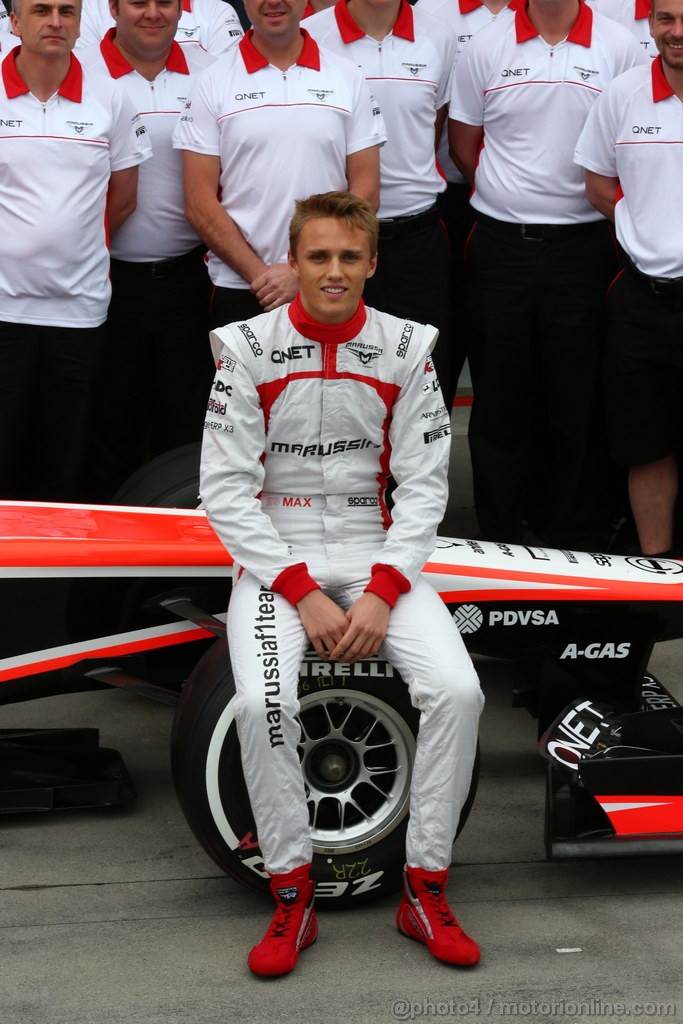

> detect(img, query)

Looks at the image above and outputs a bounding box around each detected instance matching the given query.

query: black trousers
[362,205,456,407]
[438,182,475,397]
[209,285,263,331]
[87,247,213,501]
[464,215,618,548]
[0,320,104,502]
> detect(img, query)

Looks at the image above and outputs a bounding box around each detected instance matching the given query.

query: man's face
[289,216,377,325]
[243,0,307,46]
[109,0,181,62]
[650,0,683,71]
[10,0,81,58]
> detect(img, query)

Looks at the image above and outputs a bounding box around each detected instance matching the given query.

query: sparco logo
[396,323,413,359]
[347,496,378,506]
[271,344,314,363]
[238,323,262,357]
[423,425,451,444]
[213,381,232,396]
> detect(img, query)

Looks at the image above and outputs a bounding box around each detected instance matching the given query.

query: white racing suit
[200,300,484,874]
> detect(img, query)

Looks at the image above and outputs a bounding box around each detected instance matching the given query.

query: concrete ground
[1,404,682,1024]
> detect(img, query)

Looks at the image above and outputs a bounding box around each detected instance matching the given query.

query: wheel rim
[297,688,416,856]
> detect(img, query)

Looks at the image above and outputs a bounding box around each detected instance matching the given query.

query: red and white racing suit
[200,297,483,874]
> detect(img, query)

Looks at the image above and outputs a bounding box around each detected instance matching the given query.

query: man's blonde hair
[289,191,379,259]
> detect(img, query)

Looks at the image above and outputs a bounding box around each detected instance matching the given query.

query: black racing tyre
[171,636,480,908]
[111,443,202,508]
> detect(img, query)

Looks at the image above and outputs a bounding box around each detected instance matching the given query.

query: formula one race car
[1,446,683,906]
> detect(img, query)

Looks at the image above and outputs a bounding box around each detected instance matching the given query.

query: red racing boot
[396,866,480,966]
[247,864,318,977]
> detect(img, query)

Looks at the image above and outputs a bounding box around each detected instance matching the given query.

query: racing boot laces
[248,864,318,977]
[396,866,480,966]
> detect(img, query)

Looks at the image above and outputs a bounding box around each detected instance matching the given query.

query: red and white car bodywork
[2,499,683,867]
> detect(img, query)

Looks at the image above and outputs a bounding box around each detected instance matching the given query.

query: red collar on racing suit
[287,293,368,344]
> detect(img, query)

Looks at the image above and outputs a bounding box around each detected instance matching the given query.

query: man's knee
[413,662,484,718]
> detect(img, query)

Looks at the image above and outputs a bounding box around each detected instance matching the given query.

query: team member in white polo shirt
[173,0,384,328]
[448,0,642,549]
[79,0,216,499]
[305,0,459,404]
[575,0,683,556]
[76,0,244,55]
[415,0,512,398]
[0,0,149,502]
[0,1,19,49]
[596,0,655,59]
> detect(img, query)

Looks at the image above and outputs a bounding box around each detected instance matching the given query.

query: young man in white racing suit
[200,191,484,977]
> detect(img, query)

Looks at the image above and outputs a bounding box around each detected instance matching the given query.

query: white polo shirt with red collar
[415,0,514,183]
[77,0,244,56]
[575,56,683,278]
[595,0,655,60]
[450,0,643,222]
[306,0,457,218]
[0,6,19,56]
[172,29,386,289]
[79,30,214,261]
[0,49,150,328]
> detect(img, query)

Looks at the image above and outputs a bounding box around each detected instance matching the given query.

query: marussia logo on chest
[574,66,599,81]
[308,88,334,102]
[402,62,427,76]
[66,120,94,135]
[346,343,382,365]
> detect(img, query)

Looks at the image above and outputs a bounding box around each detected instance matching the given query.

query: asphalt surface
[1,403,682,1024]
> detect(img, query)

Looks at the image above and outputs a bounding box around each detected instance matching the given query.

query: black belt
[377,204,439,237]
[475,210,603,242]
[111,246,205,280]
[625,256,683,297]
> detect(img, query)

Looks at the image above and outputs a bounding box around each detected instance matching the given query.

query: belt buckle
[520,224,544,242]
[650,276,683,297]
